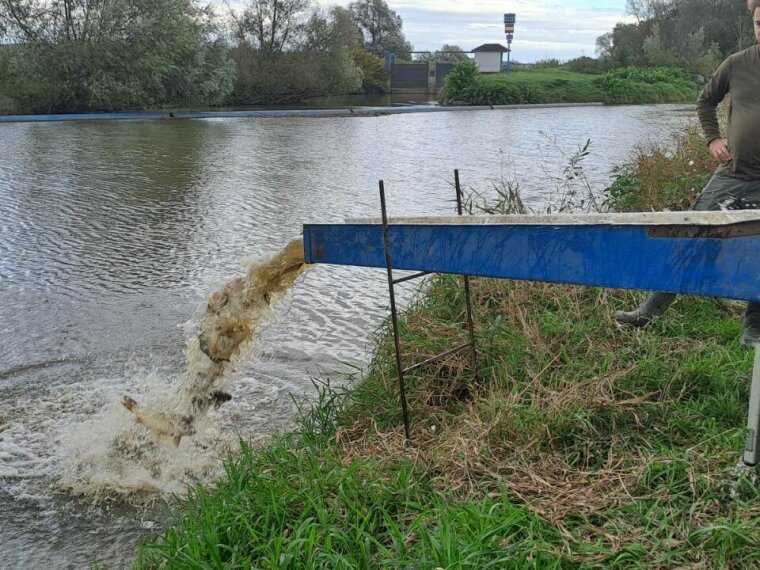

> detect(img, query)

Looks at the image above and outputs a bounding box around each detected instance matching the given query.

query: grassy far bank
[475,69,603,105]
[443,64,699,106]
[137,128,760,569]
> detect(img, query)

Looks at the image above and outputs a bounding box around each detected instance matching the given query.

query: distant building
[472,43,508,73]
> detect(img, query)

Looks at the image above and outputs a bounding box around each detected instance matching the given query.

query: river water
[0,104,693,568]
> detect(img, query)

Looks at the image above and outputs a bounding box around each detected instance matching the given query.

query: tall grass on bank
[607,124,715,212]
[443,63,698,106]
[593,67,698,105]
[138,128,760,569]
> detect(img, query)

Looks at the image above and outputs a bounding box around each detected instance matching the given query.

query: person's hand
[709,138,732,163]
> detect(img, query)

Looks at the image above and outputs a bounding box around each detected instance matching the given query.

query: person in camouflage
[615,0,760,345]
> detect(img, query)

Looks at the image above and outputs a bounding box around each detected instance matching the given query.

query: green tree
[600,0,754,71]
[0,0,235,112]
[595,32,614,59]
[233,0,312,59]
[416,44,470,63]
[438,44,470,63]
[351,47,388,93]
[231,2,362,103]
[605,22,652,67]
[305,7,362,94]
[642,24,677,67]
[692,41,724,76]
[348,0,412,59]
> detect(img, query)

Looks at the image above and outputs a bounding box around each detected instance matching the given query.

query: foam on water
[57,373,236,501]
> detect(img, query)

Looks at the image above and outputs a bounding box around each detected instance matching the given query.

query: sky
[317,0,635,62]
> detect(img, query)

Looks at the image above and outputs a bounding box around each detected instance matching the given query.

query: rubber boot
[741,303,760,346]
[615,292,676,327]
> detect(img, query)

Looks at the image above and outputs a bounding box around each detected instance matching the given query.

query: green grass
[138,433,568,569]
[444,66,698,106]
[136,128,760,568]
[138,283,760,568]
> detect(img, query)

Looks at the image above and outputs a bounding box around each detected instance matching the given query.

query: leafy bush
[460,81,550,105]
[444,65,697,107]
[231,46,361,104]
[606,125,715,212]
[442,60,479,101]
[595,66,692,86]
[591,66,697,104]
[0,0,236,113]
[692,42,724,77]
[232,49,313,104]
[351,48,388,93]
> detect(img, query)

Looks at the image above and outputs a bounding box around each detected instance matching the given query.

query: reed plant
[607,125,715,212]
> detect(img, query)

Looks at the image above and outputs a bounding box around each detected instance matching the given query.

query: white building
[472,43,508,73]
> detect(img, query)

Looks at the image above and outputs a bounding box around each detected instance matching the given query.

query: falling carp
[122,238,308,446]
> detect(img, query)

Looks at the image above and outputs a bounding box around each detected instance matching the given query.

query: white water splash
[56,239,307,501]
[57,373,236,501]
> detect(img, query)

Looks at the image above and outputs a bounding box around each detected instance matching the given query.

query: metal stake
[744,345,760,466]
[380,181,411,439]
[454,170,479,383]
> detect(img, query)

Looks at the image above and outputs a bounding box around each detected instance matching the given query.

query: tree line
[596,0,756,75]
[0,0,413,113]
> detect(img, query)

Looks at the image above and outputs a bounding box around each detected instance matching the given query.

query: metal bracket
[379,170,479,439]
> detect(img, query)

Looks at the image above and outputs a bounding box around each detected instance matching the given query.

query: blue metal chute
[303,210,760,465]
[304,211,760,303]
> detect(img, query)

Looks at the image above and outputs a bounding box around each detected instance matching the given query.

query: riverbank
[0,102,608,124]
[136,127,760,568]
[444,67,699,106]
[0,67,699,123]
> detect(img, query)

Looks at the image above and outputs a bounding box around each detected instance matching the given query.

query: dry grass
[338,274,756,563]
[608,124,717,212]
[331,123,760,564]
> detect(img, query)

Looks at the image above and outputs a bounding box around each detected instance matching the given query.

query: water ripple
[0,105,694,567]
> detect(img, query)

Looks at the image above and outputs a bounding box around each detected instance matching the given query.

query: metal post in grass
[744,346,760,466]
[379,181,412,439]
[454,170,479,384]
[377,176,480,440]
